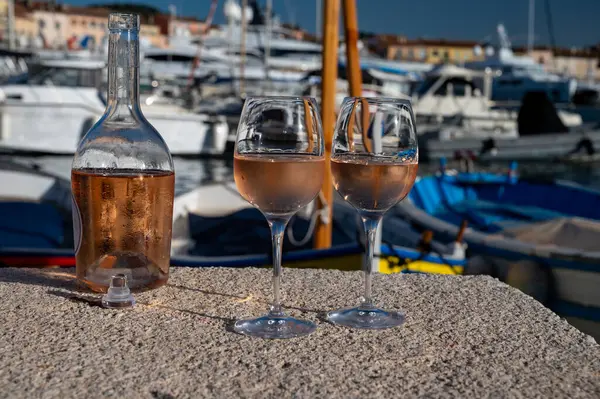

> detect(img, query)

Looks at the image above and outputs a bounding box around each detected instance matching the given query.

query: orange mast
[342,0,363,97]
[313,0,340,249]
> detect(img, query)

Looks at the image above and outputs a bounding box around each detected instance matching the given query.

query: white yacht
[140,0,430,96]
[412,63,581,138]
[0,58,229,156]
[465,24,577,104]
[142,44,307,96]
[413,65,599,163]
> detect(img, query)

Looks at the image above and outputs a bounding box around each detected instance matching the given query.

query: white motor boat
[465,24,577,104]
[413,64,582,136]
[0,58,229,156]
[419,90,600,162]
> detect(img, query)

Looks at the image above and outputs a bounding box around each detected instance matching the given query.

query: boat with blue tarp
[394,160,600,341]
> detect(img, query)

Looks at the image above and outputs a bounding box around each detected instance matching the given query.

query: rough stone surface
[0,267,599,399]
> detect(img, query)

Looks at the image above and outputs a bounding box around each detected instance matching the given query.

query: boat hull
[420,129,600,161]
[0,86,229,156]
[0,244,464,277]
[399,172,600,341]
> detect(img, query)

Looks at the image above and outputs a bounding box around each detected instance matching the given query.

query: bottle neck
[105,28,141,119]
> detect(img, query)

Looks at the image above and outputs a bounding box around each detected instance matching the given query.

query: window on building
[418,48,426,60]
[90,21,96,28]
[432,49,439,57]
[407,48,414,60]
[55,22,61,30]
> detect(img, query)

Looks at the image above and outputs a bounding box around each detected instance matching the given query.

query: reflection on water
[4,155,600,194]
[172,158,234,195]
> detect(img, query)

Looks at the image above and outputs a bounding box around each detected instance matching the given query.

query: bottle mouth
[108,13,140,31]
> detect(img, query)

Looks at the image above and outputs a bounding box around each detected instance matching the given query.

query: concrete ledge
[0,267,599,398]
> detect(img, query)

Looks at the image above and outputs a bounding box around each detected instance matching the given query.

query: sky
[66,0,600,47]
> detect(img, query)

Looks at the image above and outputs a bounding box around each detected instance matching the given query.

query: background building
[514,46,600,81]
[30,7,69,49]
[0,1,168,50]
[385,37,485,64]
[154,13,206,44]
[63,6,107,50]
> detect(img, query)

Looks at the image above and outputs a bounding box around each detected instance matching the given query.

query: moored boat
[395,165,600,341]
[0,163,465,276]
[420,91,599,162]
[169,182,466,274]
[0,58,230,157]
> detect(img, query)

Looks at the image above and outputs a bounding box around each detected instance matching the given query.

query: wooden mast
[341,0,382,275]
[342,0,363,97]
[343,0,369,150]
[313,0,340,249]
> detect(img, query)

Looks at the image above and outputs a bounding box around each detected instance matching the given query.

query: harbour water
[6,155,600,194]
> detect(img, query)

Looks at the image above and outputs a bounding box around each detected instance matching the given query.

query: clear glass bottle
[71,13,175,293]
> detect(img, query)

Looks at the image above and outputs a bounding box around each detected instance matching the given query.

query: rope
[287,191,330,246]
[347,218,460,275]
[285,196,460,274]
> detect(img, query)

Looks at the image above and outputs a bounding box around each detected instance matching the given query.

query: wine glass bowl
[233,96,324,339]
[327,97,418,329]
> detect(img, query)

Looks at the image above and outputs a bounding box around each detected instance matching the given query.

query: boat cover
[504,217,600,252]
[0,202,65,248]
[517,91,568,136]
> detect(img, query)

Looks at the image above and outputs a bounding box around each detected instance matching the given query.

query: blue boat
[394,162,600,341]
[0,161,465,278]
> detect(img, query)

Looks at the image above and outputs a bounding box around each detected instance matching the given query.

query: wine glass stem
[267,217,289,317]
[361,215,381,308]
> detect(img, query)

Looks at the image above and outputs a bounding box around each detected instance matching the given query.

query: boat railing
[0,99,103,116]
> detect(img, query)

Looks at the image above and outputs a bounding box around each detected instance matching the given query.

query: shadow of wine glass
[167,283,326,317]
[166,283,248,300]
[138,301,235,324]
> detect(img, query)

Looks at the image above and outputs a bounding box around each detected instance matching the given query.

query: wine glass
[327,97,418,329]
[233,96,325,339]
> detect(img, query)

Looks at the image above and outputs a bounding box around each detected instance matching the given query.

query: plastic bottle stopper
[101,274,135,309]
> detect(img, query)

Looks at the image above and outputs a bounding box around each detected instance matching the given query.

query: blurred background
[0,0,598,190]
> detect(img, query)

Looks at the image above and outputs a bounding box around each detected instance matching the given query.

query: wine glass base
[233,314,317,339]
[327,305,405,329]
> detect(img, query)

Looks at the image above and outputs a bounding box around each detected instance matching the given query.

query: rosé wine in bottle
[71,14,174,292]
